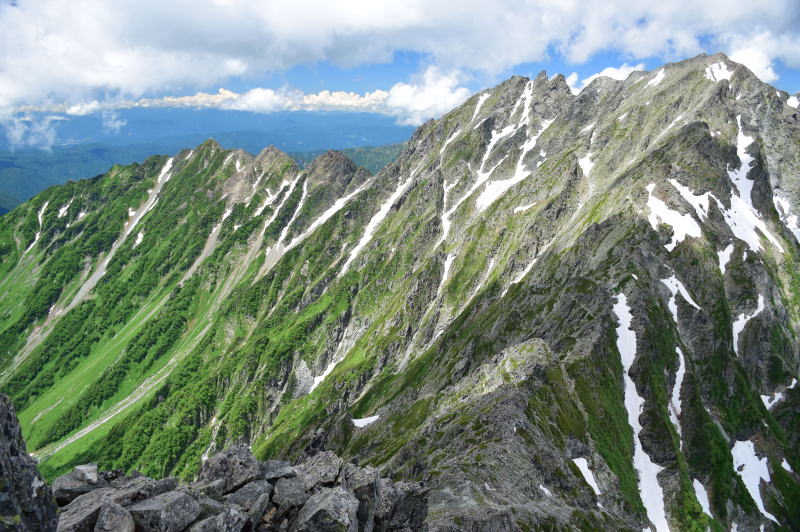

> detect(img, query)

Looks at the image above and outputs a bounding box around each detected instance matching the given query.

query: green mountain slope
[1,53,799,530]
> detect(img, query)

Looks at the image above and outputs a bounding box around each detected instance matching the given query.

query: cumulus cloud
[1,114,65,150]
[1,0,799,134]
[566,63,645,94]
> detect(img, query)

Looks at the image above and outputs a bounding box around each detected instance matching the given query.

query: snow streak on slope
[773,194,800,241]
[23,201,49,255]
[341,174,414,275]
[58,199,72,218]
[647,69,666,87]
[352,415,379,427]
[731,440,778,523]
[732,294,764,356]
[572,457,601,497]
[613,293,669,532]
[692,479,713,517]
[471,93,491,122]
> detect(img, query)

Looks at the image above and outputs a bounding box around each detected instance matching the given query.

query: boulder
[295,451,342,491]
[224,480,273,510]
[260,460,296,482]
[246,493,271,529]
[53,467,109,506]
[198,445,261,494]
[373,478,396,530]
[291,486,359,532]
[56,488,117,532]
[127,491,200,532]
[388,482,427,530]
[340,463,380,532]
[0,395,58,531]
[272,476,307,510]
[188,506,247,532]
[179,478,225,501]
[94,501,135,532]
[194,495,227,520]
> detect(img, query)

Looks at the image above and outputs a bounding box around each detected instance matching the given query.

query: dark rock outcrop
[47,444,426,531]
[0,394,58,531]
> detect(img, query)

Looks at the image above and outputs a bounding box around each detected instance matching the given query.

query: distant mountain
[1,53,799,531]
[0,109,413,212]
[290,143,405,174]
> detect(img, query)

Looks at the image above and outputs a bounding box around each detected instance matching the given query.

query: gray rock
[53,468,109,506]
[127,491,200,532]
[247,493,271,529]
[373,478,396,530]
[108,475,175,506]
[195,495,227,519]
[260,460,296,482]
[94,501,134,532]
[199,444,262,494]
[224,480,273,510]
[295,451,342,491]
[56,488,117,532]
[272,476,307,510]
[388,482,427,530]
[340,463,380,532]
[0,395,58,532]
[290,486,359,532]
[179,478,225,500]
[188,506,248,532]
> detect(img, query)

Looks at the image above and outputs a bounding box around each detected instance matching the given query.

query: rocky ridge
[0,393,426,531]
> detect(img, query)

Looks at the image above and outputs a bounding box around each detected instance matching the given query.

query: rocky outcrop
[48,445,426,532]
[0,394,57,531]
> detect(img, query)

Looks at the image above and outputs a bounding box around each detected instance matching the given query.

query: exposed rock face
[0,394,57,531]
[47,445,426,531]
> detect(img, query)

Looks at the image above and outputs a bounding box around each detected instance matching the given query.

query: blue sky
[2,0,800,148]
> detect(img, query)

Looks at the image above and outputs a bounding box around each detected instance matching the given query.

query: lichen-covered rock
[260,460,296,482]
[127,491,200,532]
[295,451,342,491]
[198,445,261,494]
[188,506,247,532]
[0,394,58,532]
[272,476,307,510]
[223,480,272,510]
[291,486,359,532]
[94,501,135,532]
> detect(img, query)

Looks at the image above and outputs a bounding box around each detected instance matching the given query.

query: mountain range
[1,52,799,530]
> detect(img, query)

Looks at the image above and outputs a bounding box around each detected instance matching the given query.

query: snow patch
[718,244,735,274]
[646,183,702,251]
[579,122,595,134]
[613,293,669,532]
[647,69,666,87]
[514,202,536,214]
[438,253,455,296]
[693,479,713,517]
[706,62,734,82]
[782,459,793,473]
[539,484,553,497]
[618,112,628,122]
[578,152,594,177]
[669,347,687,442]
[572,457,601,496]
[786,96,798,108]
[732,294,764,356]
[134,232,144,247]
[773,194,800,241]
[352,415,379,428]
[731,440,778,523]
[760,392,783,410]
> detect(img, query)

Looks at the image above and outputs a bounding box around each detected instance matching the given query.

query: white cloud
[385,67,471,125]
[566,63,645,94]
[1,114,65,151]
[1,0,799,133]
[730,48,778,82]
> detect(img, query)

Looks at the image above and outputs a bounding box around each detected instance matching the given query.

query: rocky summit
[0,52,799,530]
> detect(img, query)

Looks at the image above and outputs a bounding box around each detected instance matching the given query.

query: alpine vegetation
[1,53,799,530]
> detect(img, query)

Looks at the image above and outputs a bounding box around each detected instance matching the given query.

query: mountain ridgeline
[1,53,799,530]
